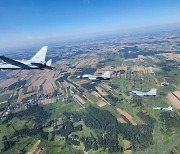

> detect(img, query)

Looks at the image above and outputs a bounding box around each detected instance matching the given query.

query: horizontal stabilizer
[102,71,110,79]
[147,88,157,96]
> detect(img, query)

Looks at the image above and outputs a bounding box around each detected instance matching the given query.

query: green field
[0,38,180,154]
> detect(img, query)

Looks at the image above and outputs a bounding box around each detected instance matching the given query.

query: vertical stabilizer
[147,88,157,96]
[30,46,48,63]
[101,71,111,79]
[46,59,52,66]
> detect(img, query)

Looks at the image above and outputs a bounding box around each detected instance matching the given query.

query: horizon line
[1,23,180,51]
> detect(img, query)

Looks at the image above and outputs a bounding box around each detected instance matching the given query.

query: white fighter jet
[129,88,157,96]
[153,106,173,111]
[0,46,53,70]
[77,71,111,81]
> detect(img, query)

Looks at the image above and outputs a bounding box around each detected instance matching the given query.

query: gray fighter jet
[77,71,111,81]
[0,46,53,70]
[129,88,157,96]
[153,106,173,111]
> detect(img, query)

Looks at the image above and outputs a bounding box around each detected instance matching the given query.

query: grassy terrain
[0,122,40,153]
[0,46,179,154]
[136,133,180,154]
[0,94,11,102]
[71,122,97,139]
[44,100,82,120]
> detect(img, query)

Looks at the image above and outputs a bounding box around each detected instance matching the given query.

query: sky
[0,0,180,49]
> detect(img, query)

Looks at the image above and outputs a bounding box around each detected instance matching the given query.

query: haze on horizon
[0,0,180,49]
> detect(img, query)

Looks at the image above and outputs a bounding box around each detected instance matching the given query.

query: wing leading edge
[0,56,31,68]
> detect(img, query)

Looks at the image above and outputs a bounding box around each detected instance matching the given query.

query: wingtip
[42,46,48,50]
[44,45,48,48]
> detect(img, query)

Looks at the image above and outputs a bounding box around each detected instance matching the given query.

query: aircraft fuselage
[0,60,45,70]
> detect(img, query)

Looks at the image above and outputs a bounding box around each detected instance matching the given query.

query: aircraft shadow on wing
[0,46,53,70]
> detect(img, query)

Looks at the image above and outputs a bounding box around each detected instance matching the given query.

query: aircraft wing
[0,56,30,68]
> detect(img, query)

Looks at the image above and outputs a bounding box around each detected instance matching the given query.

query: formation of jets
[77,71,111,81]
[128,88,157,96]
[0,46,53,70]
[77,71,158,97]
[1,46,159,98]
